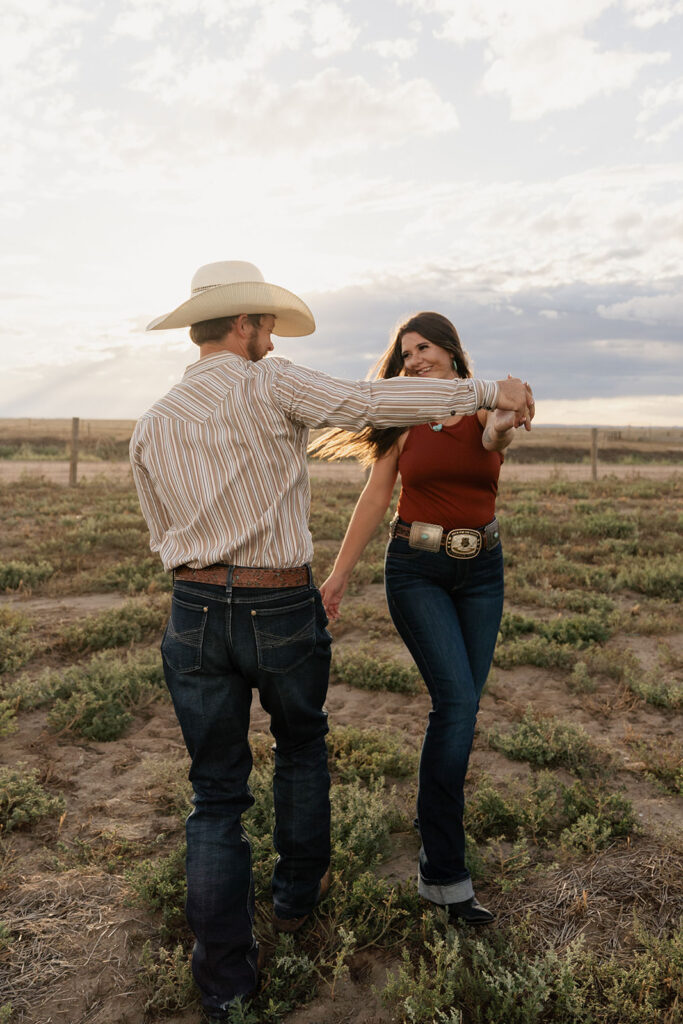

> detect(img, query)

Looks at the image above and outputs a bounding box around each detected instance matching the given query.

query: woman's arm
[479,408,516,452]
[319,448,400,620]
[479,397,536,452]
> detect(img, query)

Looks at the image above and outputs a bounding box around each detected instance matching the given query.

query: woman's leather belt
[391,518,500,559]
[173,565,310,587]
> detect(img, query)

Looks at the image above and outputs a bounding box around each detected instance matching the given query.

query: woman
[313,312,530,925]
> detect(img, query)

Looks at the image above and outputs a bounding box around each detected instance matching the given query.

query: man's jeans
[161,570,332,1011]
[385,533,504,905]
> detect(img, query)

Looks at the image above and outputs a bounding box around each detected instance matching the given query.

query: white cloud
[484,37,667,121]
[402,0,615,46]
[598,292,683,324]
[637,75,683,142]
[127,63,458,152]
[311,3,360,57]
[401,0,670,118]
[624,0,683,29]
[536,394,683,426]
[367,38,419,60]
[589,337,680,358]
[0,0,90,108]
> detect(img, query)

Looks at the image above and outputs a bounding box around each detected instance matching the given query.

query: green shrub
[559,814,614,854]
[625,736,683,795]
[498,612,536,640]
[617,556,683,600]
[0,560,54,590]
[577,512,637,539]
[85,556,171,594]
[329,871,418,947]
[466,777,525,842]
[498,610,612,649]
[0,701,17,738]
[330,650,421,694]
[139,941,196,1014]
[467,772,559,847]
[331,777,404,881]
[489,708,611,776]
[569,661,596,692]
[560,780,638,839]
[128,843,187,940]
[438,930,585,1024]
[625,667,682,709]
[57,599,167,654]
[575,921,683,1023]
[0,764,65,832]
[467,770,636,862]
[540,612,611,646]
[46,648,166,740]
[328,725,418,781]
[494,634,578,671]
[383,932,465,1023]
[0,607,37,674]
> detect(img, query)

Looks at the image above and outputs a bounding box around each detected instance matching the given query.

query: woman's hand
[319,572,349,621]
[489,407,516,434]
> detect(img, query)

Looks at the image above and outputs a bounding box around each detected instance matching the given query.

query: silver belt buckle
[445,529,482,559]
[409,521,444,552]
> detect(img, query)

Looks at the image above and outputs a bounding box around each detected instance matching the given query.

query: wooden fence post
[590,427,598,481]
[69,417,80,486]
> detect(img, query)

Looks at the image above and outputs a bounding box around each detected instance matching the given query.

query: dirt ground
[2,591,681,1023]
[1,461,681,1024]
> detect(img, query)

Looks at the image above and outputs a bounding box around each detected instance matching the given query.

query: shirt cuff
[473,379,499,410]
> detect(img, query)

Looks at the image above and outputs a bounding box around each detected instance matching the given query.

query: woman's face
[399,332,455,379]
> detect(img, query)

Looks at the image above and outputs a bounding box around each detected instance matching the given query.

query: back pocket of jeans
[162,596,208,674]
[251,596,316,674]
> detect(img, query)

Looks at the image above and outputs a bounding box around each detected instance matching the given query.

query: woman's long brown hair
[309,311,472,467]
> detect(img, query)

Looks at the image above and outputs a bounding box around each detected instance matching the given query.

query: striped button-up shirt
[130,353,497,571]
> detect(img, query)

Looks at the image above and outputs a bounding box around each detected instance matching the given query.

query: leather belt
[173,564,310,588]
[391,518,500,559]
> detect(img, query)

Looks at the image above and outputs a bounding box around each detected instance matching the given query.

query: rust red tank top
[397,415,502,530]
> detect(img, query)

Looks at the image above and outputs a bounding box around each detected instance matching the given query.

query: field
[0,446,681,1022]
[0,419,682,472]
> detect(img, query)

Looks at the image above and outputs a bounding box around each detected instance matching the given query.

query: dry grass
[0,870,151,1020]
[493,842,682,955]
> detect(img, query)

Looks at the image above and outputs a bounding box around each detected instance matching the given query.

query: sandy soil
[0,458,679,485]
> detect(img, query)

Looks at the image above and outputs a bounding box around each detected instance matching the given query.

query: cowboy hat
[146,260,315,337]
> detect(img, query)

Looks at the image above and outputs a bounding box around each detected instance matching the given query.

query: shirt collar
[183,351,248,378]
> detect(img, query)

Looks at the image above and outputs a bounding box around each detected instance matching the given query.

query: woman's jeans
[385,533,504,905]
[161,571,332,1012]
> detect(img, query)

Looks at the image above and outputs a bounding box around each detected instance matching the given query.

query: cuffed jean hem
[418,873,474,905]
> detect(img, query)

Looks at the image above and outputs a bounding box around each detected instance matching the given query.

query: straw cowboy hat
[146,260,315,337]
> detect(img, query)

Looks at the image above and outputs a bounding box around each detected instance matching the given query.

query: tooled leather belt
[173,564,310,588]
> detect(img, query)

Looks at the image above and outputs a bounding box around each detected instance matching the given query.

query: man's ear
[234,314,250,336]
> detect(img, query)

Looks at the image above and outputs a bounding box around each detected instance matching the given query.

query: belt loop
[306,563,314,588]
[225,564,234,599]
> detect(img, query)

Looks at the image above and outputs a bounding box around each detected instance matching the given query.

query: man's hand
[496,377,535,431]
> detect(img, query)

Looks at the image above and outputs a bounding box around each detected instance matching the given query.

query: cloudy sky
[2,0,682,425]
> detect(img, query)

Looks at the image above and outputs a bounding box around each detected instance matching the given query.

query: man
[130,260,533,1021]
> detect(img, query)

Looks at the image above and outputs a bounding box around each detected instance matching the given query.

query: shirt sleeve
[129,426,172,557]
[270,361,496,429]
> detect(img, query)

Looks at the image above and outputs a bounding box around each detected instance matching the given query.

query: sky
[2,0,682,425]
